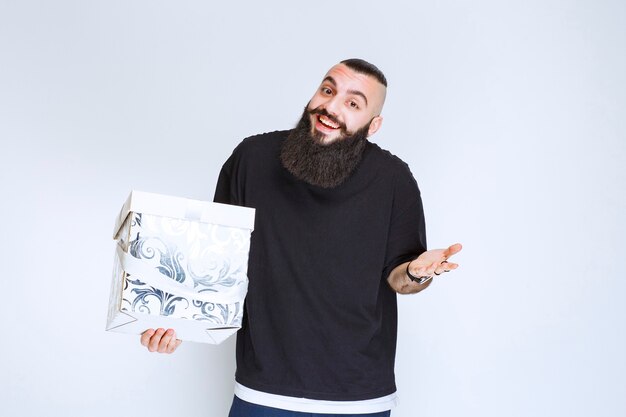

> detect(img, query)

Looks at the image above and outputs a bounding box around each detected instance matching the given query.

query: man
[141,59,462,416]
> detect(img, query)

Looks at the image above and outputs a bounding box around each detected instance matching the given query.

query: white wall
[1,1,624,416]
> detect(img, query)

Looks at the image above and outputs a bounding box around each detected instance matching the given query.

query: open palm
[408,243,463,277]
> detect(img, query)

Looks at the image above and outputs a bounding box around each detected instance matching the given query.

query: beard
[280,107,370,188]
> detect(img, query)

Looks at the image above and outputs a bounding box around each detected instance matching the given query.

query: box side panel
[106,213,134,329]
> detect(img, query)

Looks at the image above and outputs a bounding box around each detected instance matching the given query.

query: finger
[443,243,463,259]
[163,330,179,354]
[159,329,179,353]
[158,329,176,353]
[148,328,166,352]
[445,262,459,271]
[167,338,182,354]
[140,329,155,347]
[435,262,458,275]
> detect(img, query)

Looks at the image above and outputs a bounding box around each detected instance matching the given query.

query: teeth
[319,115,339,129]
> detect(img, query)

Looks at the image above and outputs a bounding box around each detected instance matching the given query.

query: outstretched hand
[388,243,462,294]
[407,243,463,278]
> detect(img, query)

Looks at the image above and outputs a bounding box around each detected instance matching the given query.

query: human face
[307,64,386,145]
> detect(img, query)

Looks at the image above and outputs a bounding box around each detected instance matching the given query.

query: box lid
[113,190,255,239]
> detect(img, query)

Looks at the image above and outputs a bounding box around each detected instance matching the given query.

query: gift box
[106,190,255,344]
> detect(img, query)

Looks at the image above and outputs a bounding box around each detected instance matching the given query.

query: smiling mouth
[317,114,340,129]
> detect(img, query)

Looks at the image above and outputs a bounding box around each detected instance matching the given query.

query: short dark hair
[340,58,387,87]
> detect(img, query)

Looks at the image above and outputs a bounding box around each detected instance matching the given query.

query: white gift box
[106,190,255,344]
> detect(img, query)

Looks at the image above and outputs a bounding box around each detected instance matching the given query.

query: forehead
[321,64,384,100]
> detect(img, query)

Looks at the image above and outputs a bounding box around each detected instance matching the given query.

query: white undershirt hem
[234,382,398,414]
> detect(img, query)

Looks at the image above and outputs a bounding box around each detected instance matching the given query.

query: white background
[1,1,624,416]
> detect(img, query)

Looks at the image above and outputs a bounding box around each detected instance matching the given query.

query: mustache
[308,107,348,134]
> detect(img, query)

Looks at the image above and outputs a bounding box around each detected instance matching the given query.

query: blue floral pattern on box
[118,212,250,326]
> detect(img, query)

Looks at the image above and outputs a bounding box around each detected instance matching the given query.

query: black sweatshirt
[214,130,426,401]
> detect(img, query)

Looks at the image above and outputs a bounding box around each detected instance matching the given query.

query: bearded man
[141,59,462,417]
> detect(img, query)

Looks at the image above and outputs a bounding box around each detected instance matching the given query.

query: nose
[323,95,341,117]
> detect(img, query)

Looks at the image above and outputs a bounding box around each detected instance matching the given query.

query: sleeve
[213,143,244,206]
[213,159,235,205]
[382,168,427,279]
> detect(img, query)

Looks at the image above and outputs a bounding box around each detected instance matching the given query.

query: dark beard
[280,107,370,188]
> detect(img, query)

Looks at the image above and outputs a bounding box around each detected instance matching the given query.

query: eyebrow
[323,76,369,107]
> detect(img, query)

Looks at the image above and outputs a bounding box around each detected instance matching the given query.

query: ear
[367,116,384,137]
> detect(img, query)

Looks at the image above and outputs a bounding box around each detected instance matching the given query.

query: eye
[321,87,333,95]
[348,100,360,109]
